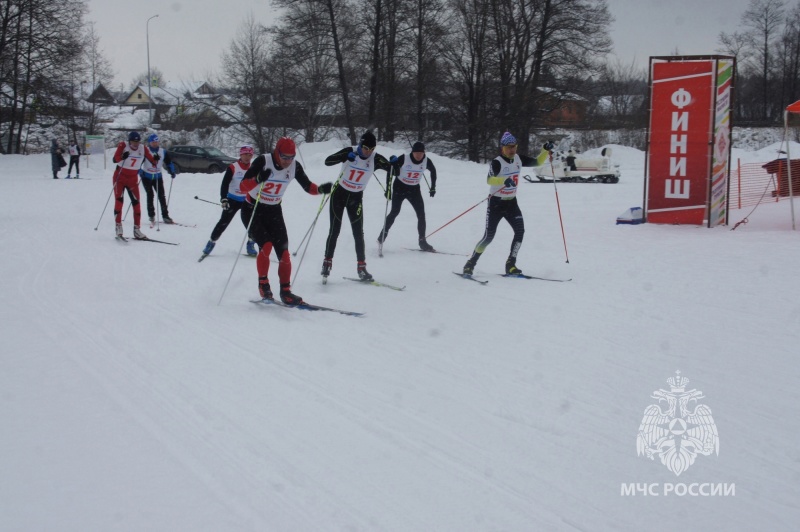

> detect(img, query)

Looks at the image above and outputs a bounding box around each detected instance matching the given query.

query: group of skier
[111,128,554,305]
[111,131,177,240]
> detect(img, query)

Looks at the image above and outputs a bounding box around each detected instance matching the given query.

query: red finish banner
[646,61,714,224]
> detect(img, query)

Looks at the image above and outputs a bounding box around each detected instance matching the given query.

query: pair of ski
[453,272,572,284]
[322,276,406,291]
[116,235,178,245]
[251,298,364,317]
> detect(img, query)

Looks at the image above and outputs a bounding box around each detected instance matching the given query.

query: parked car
[168,145,237,174]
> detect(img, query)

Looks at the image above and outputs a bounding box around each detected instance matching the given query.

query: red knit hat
[274,137,296,161]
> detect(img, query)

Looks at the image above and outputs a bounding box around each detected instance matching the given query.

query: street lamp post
[146,14,159,128]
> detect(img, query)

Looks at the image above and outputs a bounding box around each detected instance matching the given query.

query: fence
[730,158,800,209]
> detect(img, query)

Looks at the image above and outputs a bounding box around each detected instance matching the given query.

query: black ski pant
[141,176,169,219]
[381,180,426,240]
[324,186,366,262]
[67,156,80,176]
[210,198,250,241]
[468,197,525,264]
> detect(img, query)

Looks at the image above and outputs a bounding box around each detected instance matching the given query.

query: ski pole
[167,174,174,208]
[291,192,329,285]
[93,181,117,231]
[292,191,330,256]
[218,183,264,305]
[154,177,161,232]
[548,152,570,263]
[194,196,220,206]
[425,193,491,239]
[379,166,394,257]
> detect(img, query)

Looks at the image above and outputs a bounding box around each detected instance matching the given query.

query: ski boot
[357,261,373,282]
[279,283,304,305]
[246,239,258,256]
[462,259,476,276]
[133,225,147,240]
[258,277,274,301]
[162,216,175,224]
[202,240,216,255]
[419,239,435,252]
[505,258,523,275]
[377,230,388,244]
[321,258,332,284]
[65,175,71,179]
[115,223,124,239]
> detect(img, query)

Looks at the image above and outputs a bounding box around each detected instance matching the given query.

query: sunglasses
[361,145,374,152]
[279,153,295,160]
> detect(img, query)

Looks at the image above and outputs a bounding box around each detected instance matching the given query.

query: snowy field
[1,141,799,531]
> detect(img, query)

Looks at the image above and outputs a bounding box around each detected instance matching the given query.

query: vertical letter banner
[645,60,714,225]
[708,60,734,227]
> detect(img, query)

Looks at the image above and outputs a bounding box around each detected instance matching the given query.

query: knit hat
[274,137,296,160]
[500,132,517,146]
[411,141,425,152]
[359,131,377,149]
[147,133,159,143]
[239,145,254,156]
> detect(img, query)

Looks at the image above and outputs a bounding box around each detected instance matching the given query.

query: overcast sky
[87,0,753,91]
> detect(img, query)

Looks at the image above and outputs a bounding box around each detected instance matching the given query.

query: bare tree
[269,0,341,142]
[595,57,646,125]
[739,0,786,119]
[81,21,115,134]
[130,67,167,91]
[1,0,86,153]
[216,14,273,152]
[440,0,493,161]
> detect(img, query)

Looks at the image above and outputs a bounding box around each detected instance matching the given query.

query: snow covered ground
[1,141,798,531]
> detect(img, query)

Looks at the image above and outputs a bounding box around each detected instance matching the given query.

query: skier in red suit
[112,131,158,239]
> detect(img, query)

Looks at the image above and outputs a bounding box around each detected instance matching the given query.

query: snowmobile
[524,147,620,184]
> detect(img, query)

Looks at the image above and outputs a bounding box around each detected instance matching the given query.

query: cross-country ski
[499,273,572,282]
[250,299,364,317]
[342,277,406,291]
[452,272,489,284]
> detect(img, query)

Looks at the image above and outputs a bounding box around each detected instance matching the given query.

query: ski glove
[256,168,272,183]
[504,177,515,188]
[221,198,230,211]
[543,141,555,152]
[429,188,436,198]
[317,182,333,194]
[121,151,130,160]
[347,151,357,161]
[389,155,398,163]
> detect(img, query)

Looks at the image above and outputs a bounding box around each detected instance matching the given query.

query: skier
[378,141,438,251]
[200,145,259,258]
[462,132,553,276]
[320,131,393,282]
[112,131,159,240]
[239,137,333,305]
[66,139,81,179]
[139,134,176,224]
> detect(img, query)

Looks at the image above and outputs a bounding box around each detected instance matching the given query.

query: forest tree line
[2,0,800,160]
